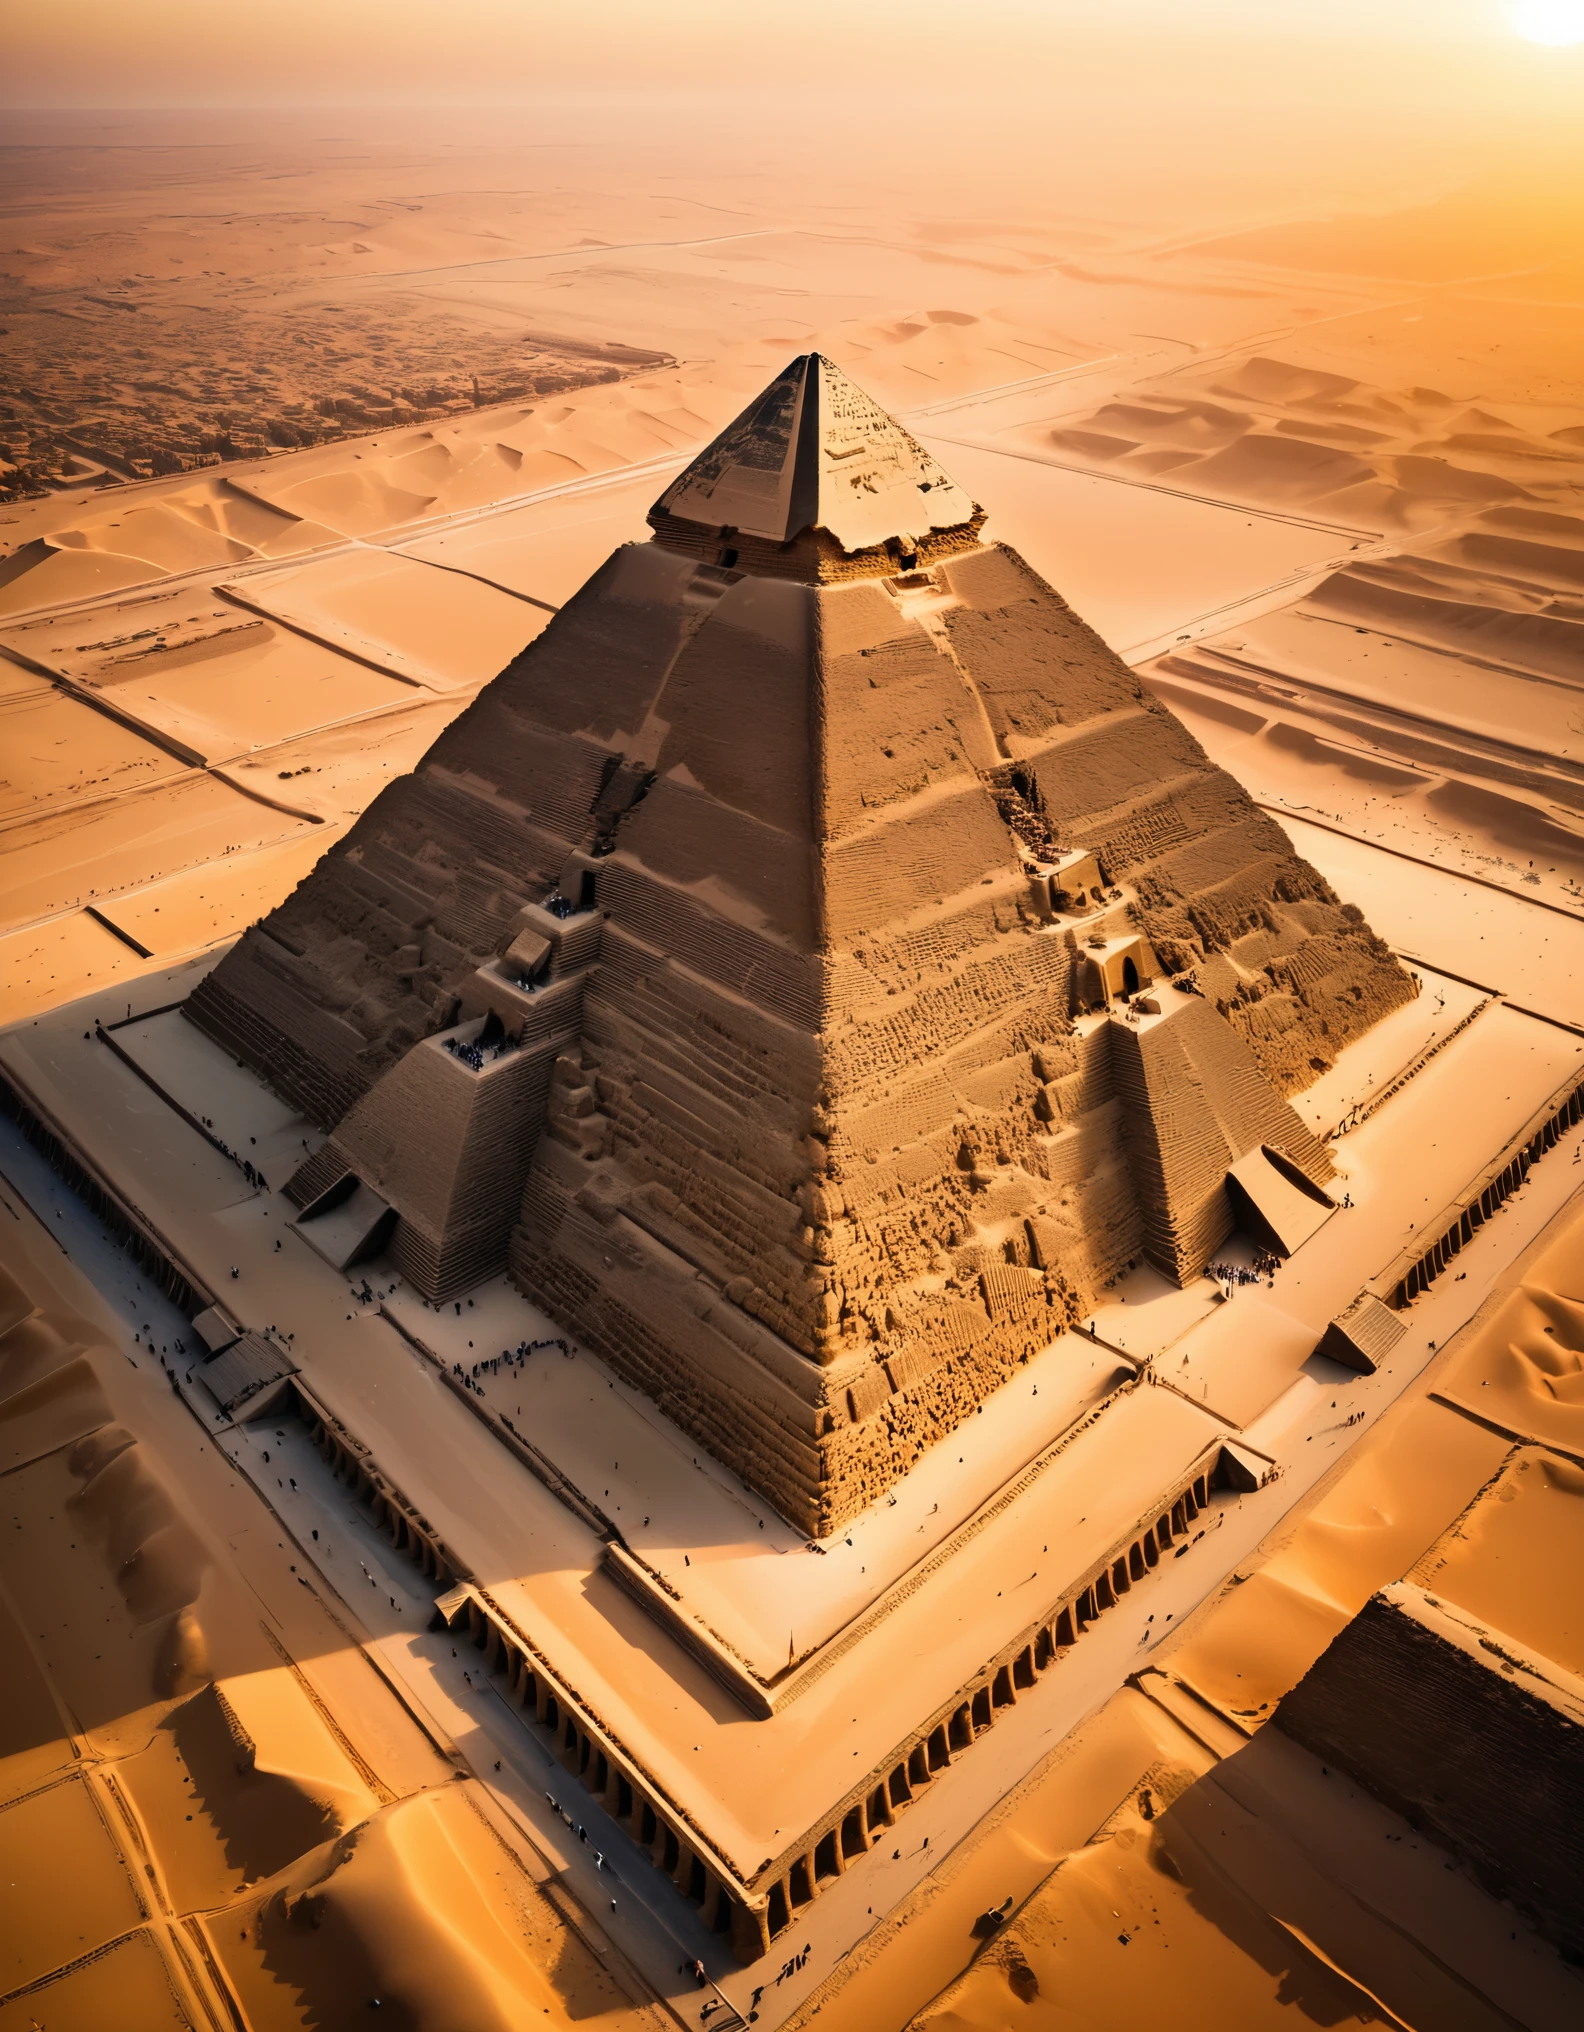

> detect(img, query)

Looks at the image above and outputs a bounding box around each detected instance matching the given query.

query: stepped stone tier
[186,355,1414,1535]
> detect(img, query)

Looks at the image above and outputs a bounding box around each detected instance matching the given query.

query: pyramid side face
[184,541,704,1126]
[506,565,1047,1402]
[929,544,1416,1092]
[651,353,978,553]
[508,554,1095,1532]
[1109,993,1333,1283]
[649,356,809,543]
[322,1030,558,1300]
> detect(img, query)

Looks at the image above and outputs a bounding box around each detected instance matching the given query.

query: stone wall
[1275,1583,1584,1960]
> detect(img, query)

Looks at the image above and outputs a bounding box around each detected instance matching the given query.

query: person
[691,1959,707,1985]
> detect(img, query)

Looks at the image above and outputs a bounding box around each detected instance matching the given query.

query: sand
[1434,1206,1584,1459]
[396,472,662,608]
[1156,666,1584,921]
[0,677,186,821]
[1174,607,1584,774]
[0,489,345,622]
[0,1927,203,2032]
[116,1669,380,1915]
[1411,1448,1584,1676]
[909,1774,1504,2032]
[223,549,552,692]
[0,538,165,618]
[217,1786,649,2032]
[1037,301,1584,519]
[0,770,305,931]
[87,826,353,961]
[0,910,149,1025]
[0,1775,147,1993]
[81,618,417,762]
[213,695,473,824]
[913,436,1366,656]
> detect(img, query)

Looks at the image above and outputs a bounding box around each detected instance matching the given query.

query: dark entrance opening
[1122,955,1140,995]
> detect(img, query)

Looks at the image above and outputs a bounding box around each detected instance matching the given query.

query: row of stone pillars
[1397,1081,1583,1305]
[301,1395,459,1588]
[756,1464,1217,1946]
[438,1587,768,1964]
[300,1368,1219,1967]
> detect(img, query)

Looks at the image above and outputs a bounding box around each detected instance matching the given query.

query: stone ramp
[292,1181,393,1273]
[1225,1144,1335,1259]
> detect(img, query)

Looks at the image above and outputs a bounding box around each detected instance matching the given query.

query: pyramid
[186,355,1414,1534]
[647,351,984,574]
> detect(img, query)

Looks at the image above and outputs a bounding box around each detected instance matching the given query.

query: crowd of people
[1209,1249,1280,1292]
[452,1334,570,1397]
[442,1031,513,1071]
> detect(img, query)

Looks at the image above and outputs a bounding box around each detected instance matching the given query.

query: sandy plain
[2,96,1583,2032]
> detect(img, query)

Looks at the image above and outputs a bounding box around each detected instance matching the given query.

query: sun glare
[1510,0,1584,43]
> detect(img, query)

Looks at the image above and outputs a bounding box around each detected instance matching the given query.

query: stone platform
[3,955,1582,1959]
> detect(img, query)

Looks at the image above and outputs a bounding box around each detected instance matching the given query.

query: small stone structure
[1312,1290,1406,1372]
[187,353,1413,1534]
[198,1330,297,1418]
[1275,1448,1584,1961]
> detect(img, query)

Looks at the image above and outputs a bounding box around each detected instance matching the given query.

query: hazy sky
[4,0,1582,108]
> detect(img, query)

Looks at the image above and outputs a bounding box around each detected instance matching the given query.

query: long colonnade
[296,1370,1226,1965]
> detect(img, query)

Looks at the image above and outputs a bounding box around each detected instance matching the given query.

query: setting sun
[1511,0,1584,42]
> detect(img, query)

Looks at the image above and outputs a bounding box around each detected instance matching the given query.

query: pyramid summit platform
[647,349,983,571]
[186,357,1414,1536]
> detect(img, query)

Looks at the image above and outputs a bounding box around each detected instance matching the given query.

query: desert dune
[221,1786,647,2032]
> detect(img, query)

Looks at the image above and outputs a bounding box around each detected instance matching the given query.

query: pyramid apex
[650,353,980,558]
